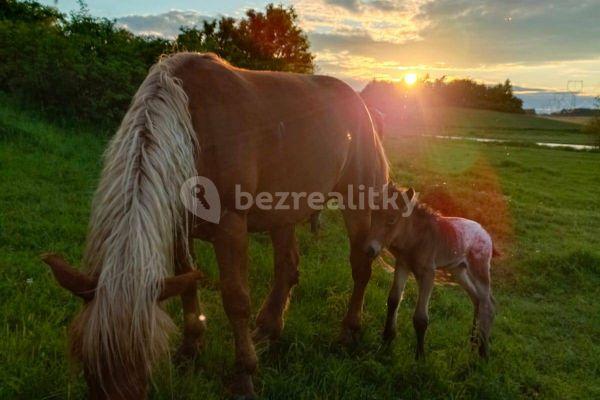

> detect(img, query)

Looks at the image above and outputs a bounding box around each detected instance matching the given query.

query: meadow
[1,94,599,399]
[386,107,595,145]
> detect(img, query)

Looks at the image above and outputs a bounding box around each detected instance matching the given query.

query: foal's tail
[79,54,198,384]
[492,245,501,258]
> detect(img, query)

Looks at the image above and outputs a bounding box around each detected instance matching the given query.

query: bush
[0,1,314,129]
[584,101,600,147]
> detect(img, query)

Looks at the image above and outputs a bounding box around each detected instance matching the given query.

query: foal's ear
[406,187,415,201]
[41,253,97,301]
[386,182,400,196]
[159,270,204,301]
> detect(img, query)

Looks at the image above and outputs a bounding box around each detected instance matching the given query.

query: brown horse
[309,106,385,235]
[43,52,388,399]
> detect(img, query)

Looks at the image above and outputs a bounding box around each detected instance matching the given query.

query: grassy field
[539,116,593,126]
[386,107,596,145]
[1,95,600,399]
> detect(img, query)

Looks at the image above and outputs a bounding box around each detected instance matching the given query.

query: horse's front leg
[340,209,373,344]
[253,224,299,342]
[213,211,257,398]
[174,235,206,361]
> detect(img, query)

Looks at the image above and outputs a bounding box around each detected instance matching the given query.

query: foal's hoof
[229,373,256,399]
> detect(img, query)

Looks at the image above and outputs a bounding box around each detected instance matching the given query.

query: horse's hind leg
[213,211,257,397]
[383,262,409,342]
[254,225,299,342]
[174,235,206,361]
[340,209,374,344]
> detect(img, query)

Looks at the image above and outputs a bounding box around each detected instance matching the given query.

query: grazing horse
[365,186,495,359]
[43,52,388,399]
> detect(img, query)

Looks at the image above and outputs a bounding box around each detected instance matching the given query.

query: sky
[41,0,600,111]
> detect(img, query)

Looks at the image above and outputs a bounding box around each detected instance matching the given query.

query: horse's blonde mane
[76,53,198,388]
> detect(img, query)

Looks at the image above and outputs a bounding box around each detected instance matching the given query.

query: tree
[360,77,524,115]
[584,96,600,147]
[175,4,314,73]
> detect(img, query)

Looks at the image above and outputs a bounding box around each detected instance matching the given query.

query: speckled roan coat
[365,187,496,359]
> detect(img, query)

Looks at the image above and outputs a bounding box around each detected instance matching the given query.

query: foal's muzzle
[365,240,382,259]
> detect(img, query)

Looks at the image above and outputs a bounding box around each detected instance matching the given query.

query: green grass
[1,96,599,399]
[387,107,596,145]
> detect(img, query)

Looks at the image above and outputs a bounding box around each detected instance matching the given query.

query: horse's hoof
[174,341,201,365]
[252,322,282,344]
[382,328,396,343]
[229,373,256,399]
[339,326,361,346]
[415,350,425,361]
[478,343,490,360]
[251,327,271,344]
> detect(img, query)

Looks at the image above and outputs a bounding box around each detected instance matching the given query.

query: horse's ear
[41,253,97,301]
[159,270,204,301]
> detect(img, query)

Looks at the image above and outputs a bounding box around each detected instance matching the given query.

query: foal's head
[365,185,417,258]
[42,253,203,399]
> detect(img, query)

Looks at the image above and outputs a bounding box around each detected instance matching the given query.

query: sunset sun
[404,73,418,85]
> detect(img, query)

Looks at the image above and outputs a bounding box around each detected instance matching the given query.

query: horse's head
[365,185,417,258]
[41,253,203,399]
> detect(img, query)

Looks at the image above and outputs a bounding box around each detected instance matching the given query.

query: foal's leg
[174,236,206,360]
[475,264,494,359]
[468,256,495,359]
[382,262,410,342]
[213,212,257,397]
[340,209,373,343]
[253,225,299,342]
[451,266,480,347]
[413,267,435,360]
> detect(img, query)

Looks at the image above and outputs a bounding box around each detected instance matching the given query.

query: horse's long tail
[79,54,198,384]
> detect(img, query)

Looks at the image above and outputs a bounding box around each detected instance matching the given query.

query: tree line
[0,0,314,128]
[361,77,524,115]
[1,0,530,132]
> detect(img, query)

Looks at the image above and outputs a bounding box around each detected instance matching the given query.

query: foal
[365,186,495,359]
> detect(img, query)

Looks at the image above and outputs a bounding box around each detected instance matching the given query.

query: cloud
[303,0,600,66]
[322,0,409,13]
[111,4,600,99]
[117,10,214,38]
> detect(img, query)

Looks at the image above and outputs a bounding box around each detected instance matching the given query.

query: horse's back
[169,53,378,229]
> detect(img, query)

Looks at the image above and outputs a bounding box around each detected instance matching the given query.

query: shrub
[0,1,314,129]
[583,97,600,147]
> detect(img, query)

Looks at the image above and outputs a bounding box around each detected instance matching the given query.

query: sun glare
[404,73,418,85]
